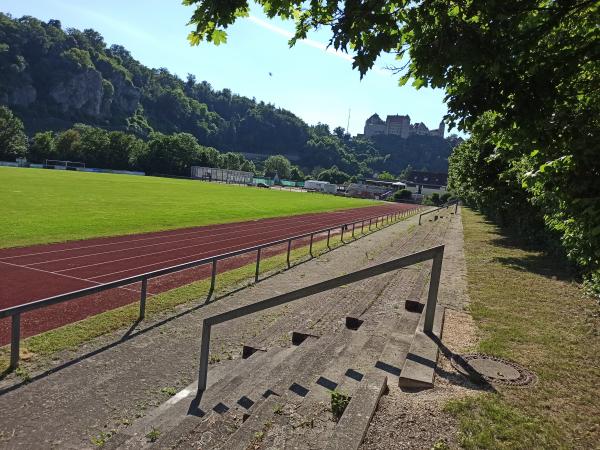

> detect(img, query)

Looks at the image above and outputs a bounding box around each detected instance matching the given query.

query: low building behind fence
[191,166,254,184]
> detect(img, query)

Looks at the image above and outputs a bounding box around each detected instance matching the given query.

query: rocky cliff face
[3,84,37,107]
[2,58,140,124]
[49,69,104,117]
[45,68,140,119]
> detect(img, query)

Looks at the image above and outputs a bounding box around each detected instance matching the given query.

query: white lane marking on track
[21,209,367,267]
[85,227,344,281]
[60,216,363,280]
[0,260,154,298]
[0,206,394,261]
[49,215,351,275]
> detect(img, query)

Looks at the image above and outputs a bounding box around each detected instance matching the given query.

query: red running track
[0,203,415,344]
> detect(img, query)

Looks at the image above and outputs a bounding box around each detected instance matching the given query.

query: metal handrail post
[361,220,364,234]
[255,247,262,282]
[369,218,372,231]
[287,239,292,268]
[207,258,218,301]
[455,202,459,214]
[424,246,444,333]
[9,313,20,370]
[139,278,148,320]
[326,229,331,249]
[309,233,314,257]
[352,223,355,239]
[197,319,212,392]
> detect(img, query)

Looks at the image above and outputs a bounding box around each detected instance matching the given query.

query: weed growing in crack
[330,389,351,420]
[146,428,160,442]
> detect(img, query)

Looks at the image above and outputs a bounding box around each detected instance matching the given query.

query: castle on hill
[363,113,445,139]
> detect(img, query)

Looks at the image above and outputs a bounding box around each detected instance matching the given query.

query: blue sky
[2,0,453,136]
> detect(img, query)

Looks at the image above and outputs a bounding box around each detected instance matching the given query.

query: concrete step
[219,306,416,449]
[111,345,293,449]
[272,311,418,449]
[152,343,301,449]
[218,325,367,450]
[324,371,388,450]
[152,334,326,449]
[398,304,446,389]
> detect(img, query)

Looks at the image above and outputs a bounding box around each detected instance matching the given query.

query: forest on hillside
[0,13,456,177]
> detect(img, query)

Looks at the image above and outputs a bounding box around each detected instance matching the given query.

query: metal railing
[418,200,460,225]
[196,244,445,395]
[1,207,425,370]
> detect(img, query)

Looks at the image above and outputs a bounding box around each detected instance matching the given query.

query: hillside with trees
[0,12,456,177]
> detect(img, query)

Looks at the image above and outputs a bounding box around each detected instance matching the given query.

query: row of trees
[0,105,319,180]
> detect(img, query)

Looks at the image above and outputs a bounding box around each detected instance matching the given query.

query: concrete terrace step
[276,311,421,449]
[148,334,326,449]
[218,306,420,449]
[324,371,388,450]
[398,304,446,389]
[217,325,369,449]
[151,344,303,449]
[110,345,296,449]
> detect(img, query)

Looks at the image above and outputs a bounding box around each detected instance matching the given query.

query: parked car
[256,182,270,188]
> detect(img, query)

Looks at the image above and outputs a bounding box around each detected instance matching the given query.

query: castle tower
[437,119,445,138]
[385,115,410,138]
[364,113,386,137]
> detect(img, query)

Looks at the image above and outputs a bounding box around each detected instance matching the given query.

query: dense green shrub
[393,189,412,201]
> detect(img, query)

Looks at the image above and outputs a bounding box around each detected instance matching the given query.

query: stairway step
[324,371,388,450]
[113,346,287,449]
[147,344,300,449]
[276,313,414,449]
[106,358,235,449]
[219,396,282,450]
[398,305,446,389]
[218,327,361,450]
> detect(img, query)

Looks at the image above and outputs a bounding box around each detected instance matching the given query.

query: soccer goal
[45,160,86,170]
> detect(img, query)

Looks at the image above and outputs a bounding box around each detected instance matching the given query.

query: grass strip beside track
[446,209,600,449]
[0,167,378,248]
[0,220,392,374]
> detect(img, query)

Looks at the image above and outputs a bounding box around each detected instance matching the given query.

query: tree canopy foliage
[0,105,27,160]
[184,0,600,291]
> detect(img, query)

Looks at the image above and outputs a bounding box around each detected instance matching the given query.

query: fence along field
[0,167,377,248]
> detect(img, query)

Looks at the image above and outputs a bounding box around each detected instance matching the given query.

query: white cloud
[247,15,392,77]
[247,15,354,64]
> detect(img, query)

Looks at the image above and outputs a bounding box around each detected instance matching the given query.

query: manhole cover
[451,354,537,387]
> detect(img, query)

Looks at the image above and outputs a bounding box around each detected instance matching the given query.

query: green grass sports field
[0,167,378,248]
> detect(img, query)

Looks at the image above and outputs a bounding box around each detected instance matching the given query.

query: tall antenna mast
[346,108,351,134]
